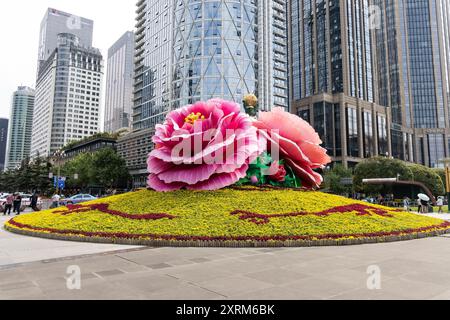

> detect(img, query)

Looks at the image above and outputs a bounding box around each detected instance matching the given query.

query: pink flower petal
[147,174,186,192]
[187,164,248,191]
[158,164,218,185]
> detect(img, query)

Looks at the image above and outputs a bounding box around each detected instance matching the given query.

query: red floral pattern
[231,204,396,225]
[53,203,176,221]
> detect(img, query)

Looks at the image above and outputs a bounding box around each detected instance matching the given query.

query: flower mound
[254,108,331,188]
[5,189,450,247]
[148,99,263,191]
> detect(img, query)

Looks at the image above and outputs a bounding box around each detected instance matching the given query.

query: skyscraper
[5,87,35,171]
[38,8,94,73]
[290,0,391,167]
[0,119,8,172]
[119,0,290,187]
[31,33,103,157]
[375,0,450,168]
[104,31,135,133]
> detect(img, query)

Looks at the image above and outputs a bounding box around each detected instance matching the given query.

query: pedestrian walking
[50,194,61,209]
[13,193,22,215]
[3,194,13,216]
[437,197,444,214]
[403,197,410,212]
[30,192,40,212]
[417,198,422,214]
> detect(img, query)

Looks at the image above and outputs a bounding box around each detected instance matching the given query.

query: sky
[0,0,136,129]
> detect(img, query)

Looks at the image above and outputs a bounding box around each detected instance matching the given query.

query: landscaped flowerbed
[4,187,450,247]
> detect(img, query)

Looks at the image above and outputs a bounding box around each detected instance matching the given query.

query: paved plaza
[1,209,450,300]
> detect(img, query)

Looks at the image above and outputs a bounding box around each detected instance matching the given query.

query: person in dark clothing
[30,192,40,212]
[13,193,22,215]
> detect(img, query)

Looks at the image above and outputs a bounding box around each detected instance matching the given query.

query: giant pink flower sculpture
[147,99,265,191]
[253,108,331,189]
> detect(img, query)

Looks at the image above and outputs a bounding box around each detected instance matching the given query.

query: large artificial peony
[253,107,331,189]
[147,99,265,191]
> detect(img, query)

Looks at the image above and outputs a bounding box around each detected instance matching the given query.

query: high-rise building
[104,31,135,133]
[31,33,103,157]
[5,87,35,171]
[119,0,289,187]
[0,119,8,172]
[38,8,94,73]
[374,0,450,168]
[290,0,391,167]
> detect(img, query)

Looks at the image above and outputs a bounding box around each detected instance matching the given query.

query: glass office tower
[124,0,289,187]
[375,0,450,167]
[290,0,390,168]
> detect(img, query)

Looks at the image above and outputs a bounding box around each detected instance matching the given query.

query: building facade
[104,31,135,133]
[374,0,450,168]
[5,87,35,171]
[121,0,290,187]
[0,119,9,172]
[290,0,391,168]
[38,8,94,74]
[31,33,103,157]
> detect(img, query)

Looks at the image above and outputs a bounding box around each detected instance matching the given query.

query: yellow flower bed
[5,188,450,246]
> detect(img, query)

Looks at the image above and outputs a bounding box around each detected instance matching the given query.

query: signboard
[53,177,66,190]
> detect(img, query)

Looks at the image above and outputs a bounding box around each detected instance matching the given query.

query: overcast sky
[0,0,136,127]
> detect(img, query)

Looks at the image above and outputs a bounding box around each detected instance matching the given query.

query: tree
[91,148,130,189]
[409,164,445,196]
[353,157,414,194]
[60,147,130,192]
[323,164,353,195]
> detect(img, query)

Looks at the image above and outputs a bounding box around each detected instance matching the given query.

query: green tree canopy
[409,164,445,196]
[353,157,414,194]
[323,164,353,195]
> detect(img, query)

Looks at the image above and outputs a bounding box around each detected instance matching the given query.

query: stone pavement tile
[42,281,144,300]
[378,277,449,300]
[0,286,44,300]
[244,269,310,286]
[95,269,126,278]
[0,269,30,284]
[399,270,450,287]
[195,276,273,297]
[107,273,182,295]
[165,259,195,267]
[166,265,234,283]
[284,276,360,299]
[352,258,448,279]
[145,283,227,300]
[232,286,321,300]
[190,258,211,263]
[34,277,67,291]
[281,256,366,277]
[315,268,381,291]
[430,290,450,300]
[115,252,181,266]
[0,280,37,291]
[147,263,173,270]
[328,288,406,300]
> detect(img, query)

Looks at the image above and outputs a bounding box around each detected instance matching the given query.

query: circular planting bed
[5,187,450,247]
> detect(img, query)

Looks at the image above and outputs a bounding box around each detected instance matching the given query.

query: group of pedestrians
[3,192,40,216]
[3,193,23,216]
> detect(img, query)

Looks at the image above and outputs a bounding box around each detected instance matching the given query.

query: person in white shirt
[51,194,61,209]
[437,197,444,214]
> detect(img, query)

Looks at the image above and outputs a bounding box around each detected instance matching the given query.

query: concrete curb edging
[5,224,450,248]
